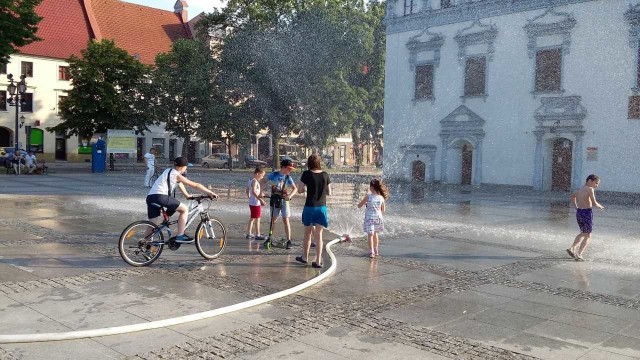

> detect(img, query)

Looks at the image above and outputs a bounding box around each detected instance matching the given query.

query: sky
[124,0,226,19]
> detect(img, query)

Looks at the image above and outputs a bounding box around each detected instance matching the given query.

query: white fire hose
[0,236,347,344]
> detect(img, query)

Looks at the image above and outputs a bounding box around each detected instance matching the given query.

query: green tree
[219,2,372,167]
[0,0,43,64]
[148,38,216,161]
[47,40,152,140]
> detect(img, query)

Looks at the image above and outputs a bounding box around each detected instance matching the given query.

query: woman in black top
[295,154,332,268]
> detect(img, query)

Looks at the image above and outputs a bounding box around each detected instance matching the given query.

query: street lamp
[6,74,28,152]
[19,115,25,128]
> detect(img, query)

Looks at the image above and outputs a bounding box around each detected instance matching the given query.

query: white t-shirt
[29,154,36,164]
[247,178,261,206]
[23,154,33,166]
[144,153,155,168]
[149,168,179,196]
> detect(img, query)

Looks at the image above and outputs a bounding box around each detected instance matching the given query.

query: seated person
[11,151,25,174]
[24,151,36,174]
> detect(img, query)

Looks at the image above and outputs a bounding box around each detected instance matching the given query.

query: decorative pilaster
[441,137,449,183]
[533,130,544,190]
[473,140,483,186]
[429,153,436,182]
[572,131,585,190]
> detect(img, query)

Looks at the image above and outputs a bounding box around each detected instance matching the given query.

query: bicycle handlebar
[187,194,218,201]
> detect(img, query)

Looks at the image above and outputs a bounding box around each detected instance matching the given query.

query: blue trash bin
[92,139,106,173]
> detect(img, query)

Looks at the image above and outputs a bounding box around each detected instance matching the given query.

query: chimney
[174,0,188,23]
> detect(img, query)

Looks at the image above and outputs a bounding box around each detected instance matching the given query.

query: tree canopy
[47,40,152,140]
[0,0,43,65]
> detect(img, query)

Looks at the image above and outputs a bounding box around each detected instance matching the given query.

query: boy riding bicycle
[146,157,218,243]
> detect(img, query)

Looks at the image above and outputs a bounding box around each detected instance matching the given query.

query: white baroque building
[383,0,640,192]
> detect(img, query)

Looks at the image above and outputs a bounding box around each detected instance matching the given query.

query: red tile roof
[18,0,94,60]
[89,0,191,64]
[18,0,190,65]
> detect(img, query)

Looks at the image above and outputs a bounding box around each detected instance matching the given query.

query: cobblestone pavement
[1,174,640,359]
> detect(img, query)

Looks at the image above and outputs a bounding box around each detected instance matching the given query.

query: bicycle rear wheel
[195,218,226,260]
[148,173,159,187]
[119,221,164,266]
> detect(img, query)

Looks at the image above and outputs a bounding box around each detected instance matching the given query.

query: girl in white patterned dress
[357,179,389,258]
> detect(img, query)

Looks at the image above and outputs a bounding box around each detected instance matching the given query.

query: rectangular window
[404,0,415,15]
[21,93,33,112]
[152,138,165,157]
[58,66,70,81]
[535,48,562,92]
[57,95,66,115]
[415,64,434,100]
[464,57,486,96]
[441,0,452,9]
[0,90,6,111]
[21,61,33,77]
[0,63,6,75]
[629,96,640,119]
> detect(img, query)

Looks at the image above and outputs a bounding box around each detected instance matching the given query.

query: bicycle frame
[153,200,213,242]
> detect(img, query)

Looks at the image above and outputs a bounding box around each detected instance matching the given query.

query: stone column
[473,140,483,186]
[429,153,436,182]
[533,130,544,190]
[440,137,448,183]
[572,131,585,190]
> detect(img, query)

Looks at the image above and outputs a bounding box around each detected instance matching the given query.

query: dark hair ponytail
[370,178,389,200]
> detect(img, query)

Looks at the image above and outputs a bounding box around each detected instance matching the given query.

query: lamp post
[6,74,27,153]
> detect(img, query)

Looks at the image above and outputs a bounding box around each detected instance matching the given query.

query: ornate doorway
[551,138,572,191]
[461,144,473,185]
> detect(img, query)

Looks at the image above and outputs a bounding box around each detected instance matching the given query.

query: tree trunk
[273,127,281,170]
[351,128,362,172]
[227,136,233,171]
[181,134,190,161]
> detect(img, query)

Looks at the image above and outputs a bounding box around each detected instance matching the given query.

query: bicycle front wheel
[195,218,226,260]
[119,221,164,266]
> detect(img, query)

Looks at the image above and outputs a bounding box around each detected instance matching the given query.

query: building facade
[0,0,202,162]
[383,0,640,192]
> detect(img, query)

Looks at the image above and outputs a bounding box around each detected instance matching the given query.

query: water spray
[341,234,351,242]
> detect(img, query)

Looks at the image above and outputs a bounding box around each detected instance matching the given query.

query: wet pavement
[1,172,640,359]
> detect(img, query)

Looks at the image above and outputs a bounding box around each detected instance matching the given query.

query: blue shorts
[302,206,329,228]
[576,208,593,234]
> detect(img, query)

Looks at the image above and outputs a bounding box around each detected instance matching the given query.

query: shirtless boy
[566,174,604,261]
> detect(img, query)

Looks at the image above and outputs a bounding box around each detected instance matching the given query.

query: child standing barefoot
[358,179,389,258]
[246,167,266,240]
[566,174,604,261]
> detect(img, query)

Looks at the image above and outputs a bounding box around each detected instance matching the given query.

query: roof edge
[82,0,102,40]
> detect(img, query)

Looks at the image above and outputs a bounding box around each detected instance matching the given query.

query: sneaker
[575,255,586,262]
[311,262,323,269]
[286,240,293,249]
[254,234,266,240]
[245,234,253,240]
[174,234,194,243]
[369,252,375,259]
[374,248,380,257]
[566,248,576,259]
[295,256,307,264]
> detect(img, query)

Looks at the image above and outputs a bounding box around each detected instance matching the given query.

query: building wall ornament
[531,96,586,190]
[625,3,640,48]
[523,7,576,59]
[384,0,595,35]
[399,144,437,181]
[438,105,486,185]
[454,19,498,62]
[406,28,445,70]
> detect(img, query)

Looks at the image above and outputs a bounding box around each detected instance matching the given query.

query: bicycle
[118,195,226,266]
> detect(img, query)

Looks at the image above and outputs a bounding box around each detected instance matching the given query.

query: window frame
[0,90,7,112]
[403,0,415,16]
[463,56,487,98]
[21,61,33,78]
[21,92,34,113]
[414,63,435,101]
[534,47,563,94]
[58,66,70,81]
